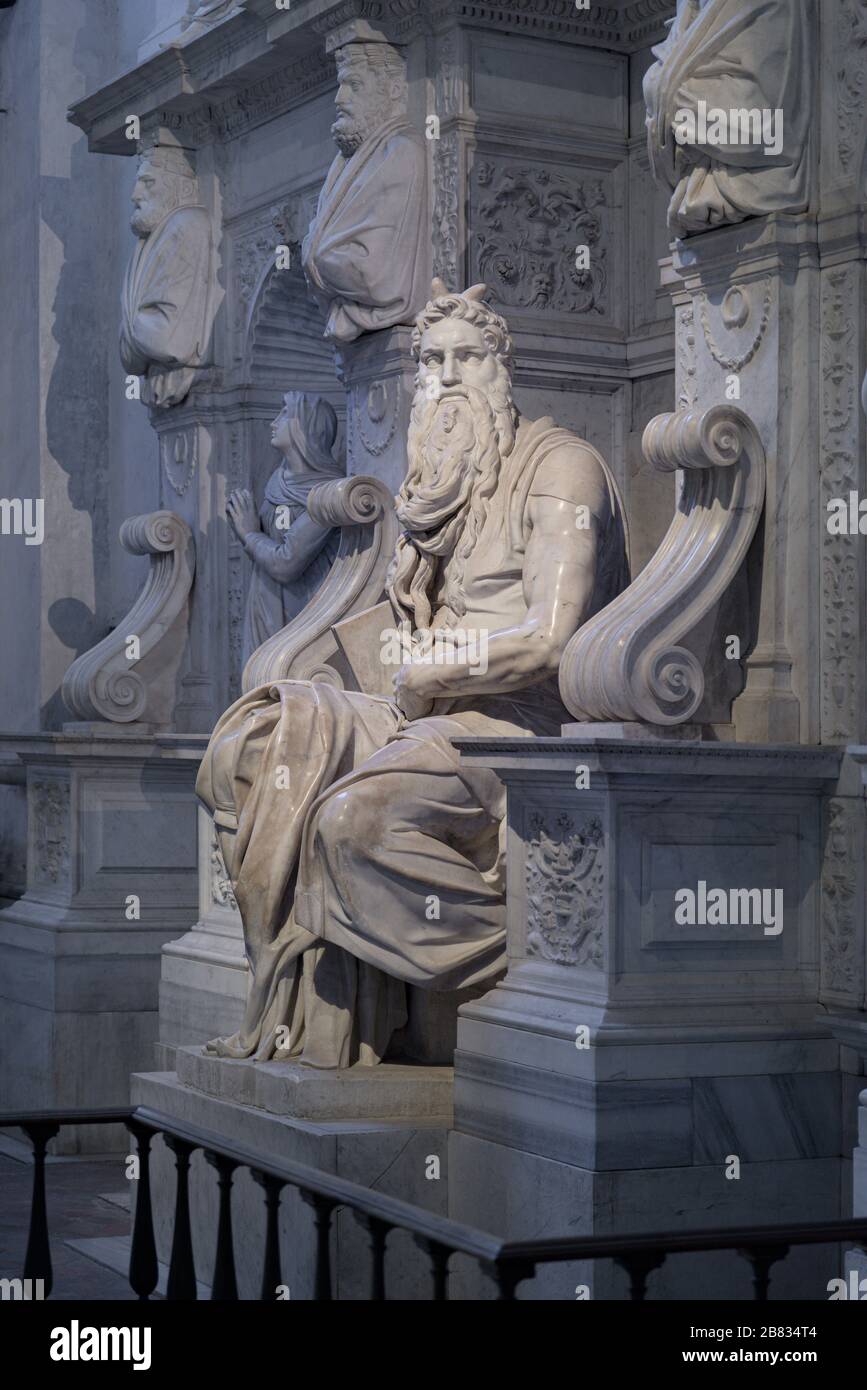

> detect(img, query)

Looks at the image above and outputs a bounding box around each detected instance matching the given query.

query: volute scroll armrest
[61,510,195,727]
[241,474,399,693]
[558,405,766,727]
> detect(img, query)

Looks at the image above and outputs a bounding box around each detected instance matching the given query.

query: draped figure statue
[301,35,427,343]
[226,393,345,667]
[644,0,812,236]
[120,143,214,409]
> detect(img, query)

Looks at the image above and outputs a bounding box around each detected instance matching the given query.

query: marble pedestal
[131,1054,452,1300]
[0,731,202,1152]
[447,734,845,1299]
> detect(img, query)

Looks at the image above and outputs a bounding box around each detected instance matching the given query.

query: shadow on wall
[41,8,155,727]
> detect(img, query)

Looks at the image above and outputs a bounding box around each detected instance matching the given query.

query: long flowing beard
[388,378,516,629]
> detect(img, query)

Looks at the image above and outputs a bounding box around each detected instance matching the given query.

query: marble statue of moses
[197,282,630,1068]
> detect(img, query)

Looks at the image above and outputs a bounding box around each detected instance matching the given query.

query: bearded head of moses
[388,282,520,629]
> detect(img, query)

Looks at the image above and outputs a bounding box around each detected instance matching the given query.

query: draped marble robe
[643,0,812,237]
[242,400,345,666]
[120,204,213,408]
[301,114,427,343]
[196,415,629,1065]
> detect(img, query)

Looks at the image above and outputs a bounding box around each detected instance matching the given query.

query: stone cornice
[452,736,842,779]
[69,0,674,152]
[298,0,674,47]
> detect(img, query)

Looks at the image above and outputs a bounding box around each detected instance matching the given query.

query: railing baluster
[206,1152,239,1301]
[494,1258,536,1301]
[737,1243,789,1302]
[354,1213,390,1300]
[22,1121,59,1298]
[302,1192,336,1301]
[614,1251,666,1301]
[252,1172,285,1301]
[164,1134,198,1300]
[127,1121,158,1301]
[414,1237,451,1301]
[8,1107,866,1307]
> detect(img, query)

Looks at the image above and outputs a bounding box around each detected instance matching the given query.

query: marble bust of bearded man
[301,36,427,344]
[120,144,214,409]
[196,282,630,1069]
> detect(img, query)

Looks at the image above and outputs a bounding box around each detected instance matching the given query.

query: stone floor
[0,1141,142,1300]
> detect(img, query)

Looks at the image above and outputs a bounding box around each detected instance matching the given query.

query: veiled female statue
[226,392,346,666]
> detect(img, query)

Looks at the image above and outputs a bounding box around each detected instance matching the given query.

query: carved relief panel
[820,797,865,1009]
[524,808,606,970]
[470,153,615,326]
[29,778,71,893]
[820,262,864,744]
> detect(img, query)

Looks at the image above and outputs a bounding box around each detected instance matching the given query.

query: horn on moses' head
[429,279,490,302]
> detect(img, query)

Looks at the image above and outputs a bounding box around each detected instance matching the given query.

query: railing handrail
[4,1104,867,1273]
[500,1219,867,1264]
[0,1107,134,1126]
[131,1106,505,1263]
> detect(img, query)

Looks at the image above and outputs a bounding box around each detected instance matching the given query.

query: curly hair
[412,282,514,373]
[336,42,408,98]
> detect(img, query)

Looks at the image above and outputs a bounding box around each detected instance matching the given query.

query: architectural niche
[244,260,338,398]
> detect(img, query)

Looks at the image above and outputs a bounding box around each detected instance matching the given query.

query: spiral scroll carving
[100,669,148,723]
[559,405,766,726]
[61,510,195,726]
[307,475,390,529]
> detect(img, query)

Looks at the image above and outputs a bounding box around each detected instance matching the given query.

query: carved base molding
[130,1062,451,1298]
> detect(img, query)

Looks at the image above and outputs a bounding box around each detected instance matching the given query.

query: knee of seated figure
[316,784,381,859]
[208,682,321,814]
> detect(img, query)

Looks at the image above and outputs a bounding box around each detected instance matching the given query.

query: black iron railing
[4,1106,866,1301]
